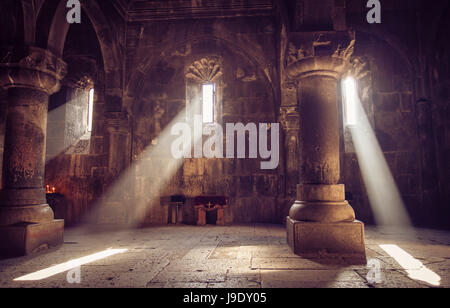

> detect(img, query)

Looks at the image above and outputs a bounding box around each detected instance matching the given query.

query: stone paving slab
[260,269,364,288]
[0,224,449,288]
[252,258,353,270]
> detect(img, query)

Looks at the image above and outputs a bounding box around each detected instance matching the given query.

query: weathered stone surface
[0,47,66,255]
[0,224,448,288]
[0,0,449,255]
[297,184,345,201]
[5,2,436,229]
[287,217,366,257]
[285,35,364,255]
[0,219,64,257]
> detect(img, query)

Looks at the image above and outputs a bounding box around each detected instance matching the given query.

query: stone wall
[44,80,108,225]
[46,86,90,160]
[28,0,449,228]
[64,87,90,149]
[43,7,109,225]
[431,4,450,228]
[0,90,6,190]
[341,32,423,225]
[45,154,107,224]
[341,0,448,228]
[125,16,285,224]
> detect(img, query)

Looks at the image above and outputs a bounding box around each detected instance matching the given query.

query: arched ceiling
[112,0,274,22]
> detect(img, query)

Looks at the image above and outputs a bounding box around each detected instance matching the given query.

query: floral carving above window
[185,57,223,83]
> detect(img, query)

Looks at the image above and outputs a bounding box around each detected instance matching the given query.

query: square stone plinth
[287,217,365,258]
[0,220,64,257]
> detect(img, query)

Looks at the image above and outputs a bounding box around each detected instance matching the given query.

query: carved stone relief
[236,67,257,82]
[185,57,223,83]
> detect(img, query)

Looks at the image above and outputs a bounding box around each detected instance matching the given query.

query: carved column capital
[279,106,300,131]
[62,55,97,89]
[0,46,67,95]
[286,32,355,81]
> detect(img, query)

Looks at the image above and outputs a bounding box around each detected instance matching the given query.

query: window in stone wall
[202,83,215,124]
[46,86,93,159]
[185,57,223,124]
[342,77,358,127]
[87,88,94,132]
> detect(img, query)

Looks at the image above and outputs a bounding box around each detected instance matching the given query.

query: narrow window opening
[342,77,358,127]
[202,83,215,124]
[87,88,94,132]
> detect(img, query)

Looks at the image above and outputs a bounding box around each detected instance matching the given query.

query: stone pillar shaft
[280,106,300,197]
[298,75,340,184]
[4,88,48,189]
[285,35,365,257]
[0,88,53,225]
[0,46,66,256]
[288,67,355,224]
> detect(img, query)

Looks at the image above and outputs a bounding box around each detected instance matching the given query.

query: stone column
[94,112,132,225]
[280,106,300,197]
[285,35,365,257]
[105,112,132,177]
[0,46,67,256]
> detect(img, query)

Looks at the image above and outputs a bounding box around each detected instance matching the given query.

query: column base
[0,219,64,257]
[286,217,366,258]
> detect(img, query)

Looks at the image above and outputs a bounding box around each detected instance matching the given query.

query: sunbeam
[83,97,203,227]
[14,248,128,281]
[380,244,441,286]
[343,77,412,227]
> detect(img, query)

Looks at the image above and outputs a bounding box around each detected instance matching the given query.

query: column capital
[62,55,97,90]
[286,32,355,81]
[279,106,300,131]
[0,46,67,95]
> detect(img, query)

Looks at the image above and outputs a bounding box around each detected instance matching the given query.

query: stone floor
[0,224,449,288]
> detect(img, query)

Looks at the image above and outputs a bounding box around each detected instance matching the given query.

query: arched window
[202,83,215,124]
[87,88,95,132]
[185,57,223,124]
[342,77,358,127]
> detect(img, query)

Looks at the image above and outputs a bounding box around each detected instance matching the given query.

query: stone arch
[128,36,279,158]
[125,35,277,114]
[430,4,450,80]
[34,0,47,17]
[35,0,60,50]
[0,0,25,45]
[43,0,121,74]
[429,2,450,52]
[0,0,37,46]
[354,27,416,78]
[38,0,124,112]
[20,0,36,45]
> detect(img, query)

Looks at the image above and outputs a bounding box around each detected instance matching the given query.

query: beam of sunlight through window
[14,248,128,281]
[87,88,94,132]
[343,77,358,126]
[346,77,411,227]
[46,90,95,162]
[380,244,441,286]
[81,95,203,228]
[202,84,214,124]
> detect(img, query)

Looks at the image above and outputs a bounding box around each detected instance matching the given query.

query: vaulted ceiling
[112,0,274,22]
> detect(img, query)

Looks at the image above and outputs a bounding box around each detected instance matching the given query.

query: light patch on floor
[0,224,449,288]
[379,244,441,286]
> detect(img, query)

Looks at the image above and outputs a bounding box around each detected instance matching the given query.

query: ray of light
[46,91,92,162]
[343,77,412,227]
[14,248,128,281]
[83,96,203,227]
[380,244,441,286]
